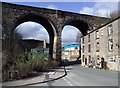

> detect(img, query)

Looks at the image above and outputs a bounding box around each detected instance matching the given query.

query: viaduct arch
[2,2,109,61]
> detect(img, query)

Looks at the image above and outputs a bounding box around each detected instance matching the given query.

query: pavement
[2,66,66,87]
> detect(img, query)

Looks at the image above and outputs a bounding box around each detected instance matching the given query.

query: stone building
[62,44,80,61]
[81,16,120,71]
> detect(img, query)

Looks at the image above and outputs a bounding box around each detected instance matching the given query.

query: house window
[107,24,113,36]
[83,46,84,53]
[101,29,104,36]
[109,57,115,62]
[88,55,91,63]
[108,39,113,51]
[97,55,100,64]
[96,31,99,39]
[75,47,78,49]
[107,24,113,51]
[88,35,90,42]
[82,37,84,44]
[83,55,84,62]
[88,44,91,52]
[97,56,99,60]
[96,42,100,52]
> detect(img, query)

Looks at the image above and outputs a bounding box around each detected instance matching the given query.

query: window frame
[88,44,91,52]
[96,42,100,52]
[88,34,90,42]
[96,30,99,39]
[107,24,113,51]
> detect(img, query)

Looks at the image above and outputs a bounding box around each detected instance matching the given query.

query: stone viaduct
[1,2,108,61]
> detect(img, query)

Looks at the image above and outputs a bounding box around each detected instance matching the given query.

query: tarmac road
[31,65,118,87]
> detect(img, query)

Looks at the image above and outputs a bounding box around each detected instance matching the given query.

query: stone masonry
[2,2,108,60]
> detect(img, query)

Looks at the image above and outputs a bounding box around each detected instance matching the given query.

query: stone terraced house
[81,16,120,71]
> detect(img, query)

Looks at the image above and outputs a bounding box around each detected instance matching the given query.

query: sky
[16,22,81,45]
[12,1,119,45]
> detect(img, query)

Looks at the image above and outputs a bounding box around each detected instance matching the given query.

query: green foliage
[13,51,59,80]
[95,66,101,69]
[2,50,59,82]
[2,71,9,82]
[15,61,31,77]
[2,29,58,81]
[2,21,58,81]
[2,31,23,81]
[96,49,100,52]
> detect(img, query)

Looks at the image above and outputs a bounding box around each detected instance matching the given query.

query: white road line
[67,81,71,84]
[69,83,73,86]
[47,72,56,75]
[63,77,73,86]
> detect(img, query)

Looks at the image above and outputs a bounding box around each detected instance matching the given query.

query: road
[31,65,118,87]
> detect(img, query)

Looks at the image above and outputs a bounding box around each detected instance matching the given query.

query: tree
[2,29,23,81]
[76,32,81,44]
[110,10,120,19]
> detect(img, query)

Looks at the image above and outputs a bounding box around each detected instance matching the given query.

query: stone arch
[63,19,90,36]
[13,13,57,58]
[60,19,90,60]
[14,13,57,36]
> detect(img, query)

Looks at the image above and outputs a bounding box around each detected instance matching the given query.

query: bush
[49,60,59,69]
[33,60,59,72]
[2,53,11,82]
[15,62,31,78]
[95,66,101,69]
[2,71,9,82]
[14,52,59,79]
[88,64,94,68]
[2,50,59,81]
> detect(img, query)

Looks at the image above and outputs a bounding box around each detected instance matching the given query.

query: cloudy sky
[16,22,81,45]
[12,1,119,17]
[16,22,49,42]
[13,1,119,45]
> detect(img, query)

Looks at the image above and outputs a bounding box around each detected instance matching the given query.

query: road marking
[66,76,81,86]
[47,72,56,75]
[69,83,73,86]
[63,77,73,86]
[67,81,71,84]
